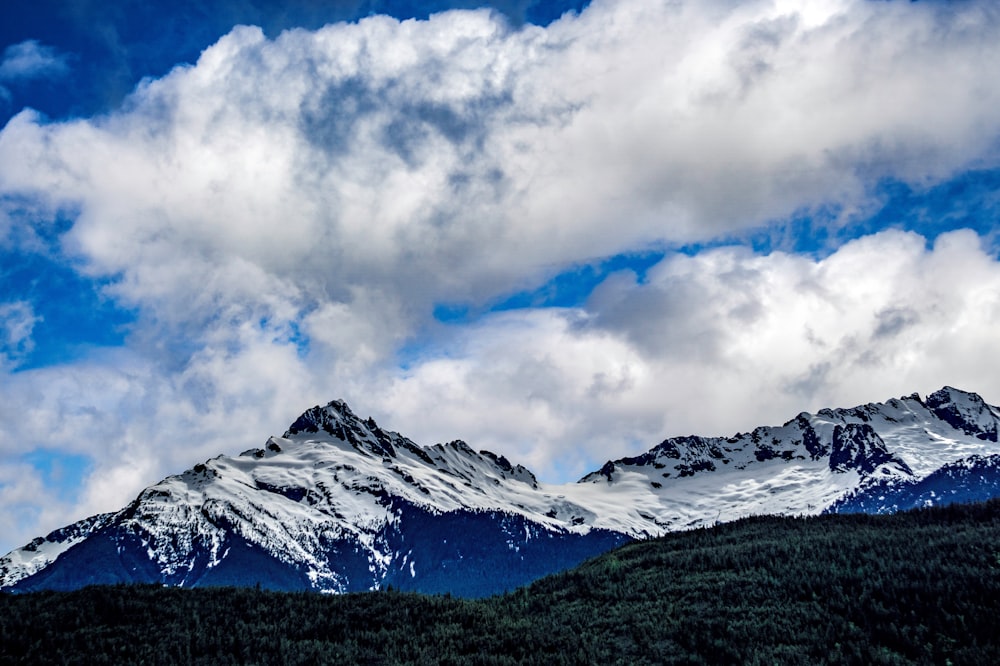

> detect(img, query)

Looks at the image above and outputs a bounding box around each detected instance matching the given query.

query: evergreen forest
[3,499,1000,665]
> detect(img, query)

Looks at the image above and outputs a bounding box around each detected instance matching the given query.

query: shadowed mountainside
[3,498,1000,665]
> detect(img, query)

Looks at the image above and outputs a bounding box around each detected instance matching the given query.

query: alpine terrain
[3,386,1000,596]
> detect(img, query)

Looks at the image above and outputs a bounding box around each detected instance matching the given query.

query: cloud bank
[384,229,1000,477]
[1,0,1000,553]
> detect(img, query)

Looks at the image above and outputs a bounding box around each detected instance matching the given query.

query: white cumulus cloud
[376,230,1000,479]
[1,0,1000,553]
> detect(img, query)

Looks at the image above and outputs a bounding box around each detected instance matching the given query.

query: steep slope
[829,454,1000,514]
[3,400,629,596]
[579,386,1000,529]
[4,386,1000,595]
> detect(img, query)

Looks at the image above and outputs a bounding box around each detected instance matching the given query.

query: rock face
[4,386,1000,595]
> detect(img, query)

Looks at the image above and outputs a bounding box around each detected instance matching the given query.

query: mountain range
[3,386,1000,596]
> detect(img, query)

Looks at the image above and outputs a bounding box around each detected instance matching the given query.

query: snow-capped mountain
[3,386,1000,596]
[828,454,1000,515]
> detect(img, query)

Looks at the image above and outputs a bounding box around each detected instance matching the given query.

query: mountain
[4,386,1000,595]
[828,454,1000,514]
[5,500,1000,664]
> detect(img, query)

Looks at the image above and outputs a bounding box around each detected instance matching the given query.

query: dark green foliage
[4,500,1000,665]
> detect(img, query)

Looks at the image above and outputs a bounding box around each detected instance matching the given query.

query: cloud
[0,40,69,82]
[0,301,39,369]
[0,461,54,542]
[1,0,1000,552]
[0,337,323,552]
[1,1,998,324]
[378,229,1000,479]
[579,229,1000,409]
[4,227,999,553]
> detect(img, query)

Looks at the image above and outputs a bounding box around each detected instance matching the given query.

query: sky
[1,0,1000,555]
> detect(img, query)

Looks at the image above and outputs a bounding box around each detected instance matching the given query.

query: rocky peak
[925,387,999,442]
[284,399,355,437]
[479,450,539,488]
[284,400,403,458]
[828,423,911,475]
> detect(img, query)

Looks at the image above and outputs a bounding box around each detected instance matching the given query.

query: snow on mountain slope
[829,454,1000,515]
[0,513,113,589]
[576,387,1000,531]
[3,387,1000,594]
[1,400,630,594]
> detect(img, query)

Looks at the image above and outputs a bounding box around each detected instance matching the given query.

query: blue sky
[2,0,1000,554]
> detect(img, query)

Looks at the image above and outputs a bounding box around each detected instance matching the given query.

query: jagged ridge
[4,386,1000,595]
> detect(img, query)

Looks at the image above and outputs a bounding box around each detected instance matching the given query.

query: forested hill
[3,500,1000,665]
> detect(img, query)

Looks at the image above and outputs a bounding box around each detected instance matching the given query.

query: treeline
[3,500,1000,665]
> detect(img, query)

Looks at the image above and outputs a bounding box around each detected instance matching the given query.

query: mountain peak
[925,386,999,442]
[282,399,411,458]
[284,399,357,437]
[6,386,1000,596]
